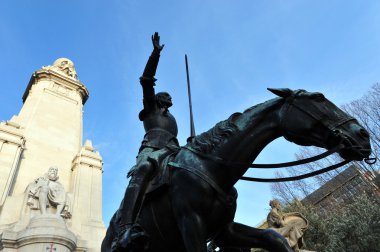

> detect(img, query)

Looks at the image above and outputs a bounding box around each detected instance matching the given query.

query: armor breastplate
[141,109,178,149]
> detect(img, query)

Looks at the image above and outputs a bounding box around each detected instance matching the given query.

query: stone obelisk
[0,58,105,252]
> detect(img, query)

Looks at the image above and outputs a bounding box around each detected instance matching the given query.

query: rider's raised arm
[139,32,165,111]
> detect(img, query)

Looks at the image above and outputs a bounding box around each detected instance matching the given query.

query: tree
[342,83,380,175]
[283,195,380,252]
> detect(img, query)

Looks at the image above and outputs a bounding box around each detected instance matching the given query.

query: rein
[183,144,343,169]
[184,144,373,183]
[241,160,350,182]
[249,145,343,168]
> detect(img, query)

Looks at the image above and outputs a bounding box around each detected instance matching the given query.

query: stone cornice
[22,68,89,105]
[0,124,23,138]
[0,124,25,147]
[71,151,103,171]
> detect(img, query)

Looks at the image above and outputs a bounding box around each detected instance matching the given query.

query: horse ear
[267,88,293,98]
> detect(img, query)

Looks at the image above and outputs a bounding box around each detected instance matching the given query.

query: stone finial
[84,139,94,151]
[52,58,78,79]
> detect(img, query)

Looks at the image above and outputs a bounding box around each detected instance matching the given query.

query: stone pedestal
[0,214,84,252]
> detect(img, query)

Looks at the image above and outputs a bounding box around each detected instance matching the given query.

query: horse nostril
[359,128,369,138]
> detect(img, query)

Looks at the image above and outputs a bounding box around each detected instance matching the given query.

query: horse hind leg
[214,222,294,252]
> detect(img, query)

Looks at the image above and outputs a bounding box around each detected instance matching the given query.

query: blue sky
[1,1,379,228]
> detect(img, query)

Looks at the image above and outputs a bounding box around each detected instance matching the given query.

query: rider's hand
[152,32,164,52]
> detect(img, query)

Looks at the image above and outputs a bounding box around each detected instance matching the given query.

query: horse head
[269,88,371,161]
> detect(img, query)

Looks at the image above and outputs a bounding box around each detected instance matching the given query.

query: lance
[185,54,196,141]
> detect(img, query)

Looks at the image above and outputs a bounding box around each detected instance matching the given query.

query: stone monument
[0,58,105,251]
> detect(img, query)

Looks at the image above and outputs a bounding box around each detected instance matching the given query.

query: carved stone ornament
[27,166,72,219]
[42,58,78,79]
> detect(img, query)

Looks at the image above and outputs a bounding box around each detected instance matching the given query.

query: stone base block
[0,214,84,252]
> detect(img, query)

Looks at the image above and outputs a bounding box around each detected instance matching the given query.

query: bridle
[279,90,356,147]
[184,92,375,183]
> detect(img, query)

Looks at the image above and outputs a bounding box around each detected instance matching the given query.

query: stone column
[0,117,25,208]
[70,140,105,251]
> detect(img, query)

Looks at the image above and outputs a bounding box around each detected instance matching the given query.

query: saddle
[145,146,238,208]
[145,148,177,195]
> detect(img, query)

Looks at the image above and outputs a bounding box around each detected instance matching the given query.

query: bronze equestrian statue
[102,33,372,252]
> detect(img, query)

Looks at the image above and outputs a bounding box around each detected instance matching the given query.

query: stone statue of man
[27,166,69,217]
[267,200,308,252]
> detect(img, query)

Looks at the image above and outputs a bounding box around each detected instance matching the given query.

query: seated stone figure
[267,200,308,252]
[27,166,71,218]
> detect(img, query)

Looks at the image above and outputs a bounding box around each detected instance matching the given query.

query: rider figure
[114,32,179,250]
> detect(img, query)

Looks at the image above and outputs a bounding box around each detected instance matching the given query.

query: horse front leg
[174,210,208,252]
[214,222,294,252]
[171,181,208,251]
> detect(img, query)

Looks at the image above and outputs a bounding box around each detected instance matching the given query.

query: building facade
[301,165,379,213]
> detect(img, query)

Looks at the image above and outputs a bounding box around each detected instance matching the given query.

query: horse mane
[188,113,240,154]
[188,98,283,154]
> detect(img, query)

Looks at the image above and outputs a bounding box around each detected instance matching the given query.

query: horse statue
[102,88,371,252]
